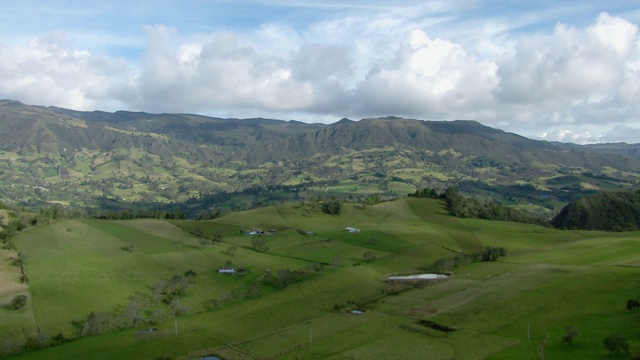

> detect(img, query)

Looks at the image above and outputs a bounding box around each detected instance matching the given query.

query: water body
[386,274,448,280]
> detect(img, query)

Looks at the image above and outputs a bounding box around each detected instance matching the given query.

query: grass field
[4,198,640,359]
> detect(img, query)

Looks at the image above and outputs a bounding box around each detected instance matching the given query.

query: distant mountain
[1,99,636,169]
[582,143,640,160]
[551,190,640,231]
[0,99,639,213]
[254,117,638,170]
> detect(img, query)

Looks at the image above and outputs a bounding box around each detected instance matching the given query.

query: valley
[0,100,639,217]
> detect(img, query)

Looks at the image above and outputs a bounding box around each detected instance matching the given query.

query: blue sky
[1,0,640,143]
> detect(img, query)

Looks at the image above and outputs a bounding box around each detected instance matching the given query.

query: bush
[11,295,27,310]
[562,325,578,346]
[603,333,629,354]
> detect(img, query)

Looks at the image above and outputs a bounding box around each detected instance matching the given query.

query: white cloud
[1,4,640,144]
[603,124,640,143]
[539,129,603,144]
[351,29,497,119]
[121,27,321,113]
[492,12,640,131]
[0,31,129,110]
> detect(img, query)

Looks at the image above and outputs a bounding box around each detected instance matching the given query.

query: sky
[1,1,640,144]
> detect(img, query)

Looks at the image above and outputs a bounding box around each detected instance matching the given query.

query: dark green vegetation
[1,198,640,359]
[1,100,639,218]
[551,190,640,231]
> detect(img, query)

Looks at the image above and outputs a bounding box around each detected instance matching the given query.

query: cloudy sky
[1,0,639,143]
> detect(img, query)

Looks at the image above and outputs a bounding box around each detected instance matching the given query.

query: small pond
[386,274,448,280]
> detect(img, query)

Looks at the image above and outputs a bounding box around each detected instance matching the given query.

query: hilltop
[551,190,640,231]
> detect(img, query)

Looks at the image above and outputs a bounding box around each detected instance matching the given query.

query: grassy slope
[7,198,640,359]
[0,248,37,343]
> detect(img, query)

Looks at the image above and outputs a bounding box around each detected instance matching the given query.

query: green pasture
[7,197,640,359]
[0,248,37,343]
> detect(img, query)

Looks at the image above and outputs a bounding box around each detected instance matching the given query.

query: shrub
[11,295,27,310]
[603,333,629,354]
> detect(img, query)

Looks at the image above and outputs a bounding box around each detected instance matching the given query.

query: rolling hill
[2,197,640,359]
[551,190,640,231]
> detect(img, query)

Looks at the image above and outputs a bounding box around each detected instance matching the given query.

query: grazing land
[2,198,640,359]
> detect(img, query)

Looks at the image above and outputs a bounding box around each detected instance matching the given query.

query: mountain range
[0,99,638,215]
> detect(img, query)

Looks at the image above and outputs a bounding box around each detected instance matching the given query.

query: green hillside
[1,198,639,359]
[551,190,640,231]
[1,100,640,215]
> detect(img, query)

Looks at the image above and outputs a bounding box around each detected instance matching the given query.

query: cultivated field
[2,198,640,359]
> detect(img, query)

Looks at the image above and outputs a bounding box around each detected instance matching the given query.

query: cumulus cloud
[0,31,129,110]
[352,29,497,119]
[1,6,640,144]
[492,12,640,130]
[539,129,604,144]
[118,26,356,114]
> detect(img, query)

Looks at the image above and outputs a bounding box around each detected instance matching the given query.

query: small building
[218,267,236,274]
[345,227,360,233]
[243,228,264,235]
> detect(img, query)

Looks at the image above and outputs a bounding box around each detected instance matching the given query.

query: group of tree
[151,274,192,304]
[433,247,507,272]
[2,281,188,358]
[436,187,548,225]
[409,186,547,225]
[408,187,439,199]
[263,263,325,289]
[551,189,640,231]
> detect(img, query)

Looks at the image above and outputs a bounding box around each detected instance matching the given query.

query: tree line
[1,272,194,357]
[433,247,508,273]
[409,186,549,226]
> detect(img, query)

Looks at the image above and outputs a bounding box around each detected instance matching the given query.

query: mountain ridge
[0,99,638,212]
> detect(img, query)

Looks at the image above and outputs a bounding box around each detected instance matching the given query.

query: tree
[562,325,578,346]
[10,294,27,310]
[1,338,20,357]
[365,194,380,205]
[23,332,49,351]
[408,187,438,198]
[226,245,237,257]
[321,198,341,215]
[169,298,190,316]
[603,333,629,354]
[213,230,224,243]
[626,299,640,311]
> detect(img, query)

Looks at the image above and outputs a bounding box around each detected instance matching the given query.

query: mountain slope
[0,99,639,211]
